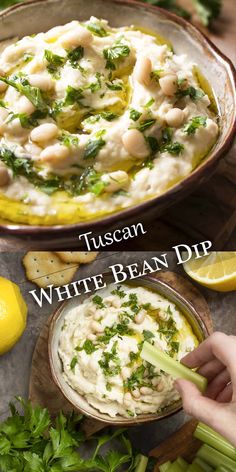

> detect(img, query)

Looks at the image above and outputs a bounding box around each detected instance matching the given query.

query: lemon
[0,277,28,354]
[183,252,236,292]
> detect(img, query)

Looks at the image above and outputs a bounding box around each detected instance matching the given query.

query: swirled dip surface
[58,284,198,418]
[0,18,218,225]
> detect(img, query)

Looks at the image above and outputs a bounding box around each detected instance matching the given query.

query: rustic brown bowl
[0,0,235,245]
[48,273,209,425]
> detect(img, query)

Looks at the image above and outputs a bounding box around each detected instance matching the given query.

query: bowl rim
[0,0,235,236]
[48,272,210,425]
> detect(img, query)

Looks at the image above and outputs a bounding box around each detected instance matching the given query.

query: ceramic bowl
[0,0,235,244]
[48,273,209,425]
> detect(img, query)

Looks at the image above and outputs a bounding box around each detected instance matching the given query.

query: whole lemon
[0,277,28,355]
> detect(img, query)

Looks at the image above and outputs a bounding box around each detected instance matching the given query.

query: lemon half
[183,252,236,292]
[0,277,28,355]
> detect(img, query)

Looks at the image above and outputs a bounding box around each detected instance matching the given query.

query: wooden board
[29,270,213,438]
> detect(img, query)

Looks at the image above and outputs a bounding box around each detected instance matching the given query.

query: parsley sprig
[0,397,143,472]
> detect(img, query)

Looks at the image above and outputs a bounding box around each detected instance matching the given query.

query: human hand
[175,332,236,447]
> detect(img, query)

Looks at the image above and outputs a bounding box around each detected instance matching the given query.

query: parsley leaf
[83,137,106,159]
[76,339,97,354]
[106,80,124,90]
[138,119,156,132]
[103,43,130,70]
[64,85,84,106]
[183,116,207,135]
[176,84,205,100]
[67,46,84,68]
[59,132,79,148]
[70,356,78,372]
[44,49,65,78]
[164,142,184,155]
[130,109,142,121]
[92,295,105,308]
[111,285,126,298]
[87,22,109,37]
[0,75,48,113]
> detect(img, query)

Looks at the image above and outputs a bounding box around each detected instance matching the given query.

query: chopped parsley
[0,75,48,113]
[144,97,155,108]
[59,132,79,148]
[161,127,173,146]
[151,70,163,82]
[103,43,130,70]
[70,356,78,372]
[146,136,159,154]
[98,341,121,377]
[164,142,184,155]
[176,83,205,100]
[169,341,179,357]
[124,365,150,391]
[129,351,140,362]
[83,137,106,159]
[76,339,96,355]
[7,111,41,129]
[97,321,133,345]
[158,316,178,341]
[138,119,156,132]
[64,85,84,106]
[183,116,207,135]
[92,295,105,308]
[100,111,118,121]
[122,293,140,315]
[44,49,65,78]
[88,73,102,93]
[67,46,84,69]
[143,330,155,341]
[129,109,142,121]
[111,285,126,298]
[86,22,109,37]
[106,80,123,91]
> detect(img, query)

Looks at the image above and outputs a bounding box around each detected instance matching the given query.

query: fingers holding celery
[174,332,236,447]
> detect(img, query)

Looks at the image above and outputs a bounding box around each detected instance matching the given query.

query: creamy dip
[58,284,198,418]
[0,18,218,225]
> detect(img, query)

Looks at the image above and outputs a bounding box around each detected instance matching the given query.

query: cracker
[55,251,98,264]
[23,251,78,288]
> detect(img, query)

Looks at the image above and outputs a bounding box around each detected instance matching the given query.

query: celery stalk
[197,444,236,471]
[159,461,172,472]
[215,467,233,472]
[194,423,236,461]
[140,342,207,392]
[192,457,213,472]
[134,454,149,472]
[176,457,189,470]
[168,460,185,472]
[186,465,204,472]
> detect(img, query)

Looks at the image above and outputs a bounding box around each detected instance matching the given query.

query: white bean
[6,118,29,143]
[156,379,165,392]
[132,389,141,399]
[90,321,104,333]
[140,386,153,395]
[165,108,184,127]
[0,71,7,93]
[124,392,132,406]
[159,74,178,96]
[134,311,145,324]
[87,333,96,342]
[28,74,54,92]
[0,165,10,186]
[134,57,152,86]
[121,367,131,380]
[40,144,70,164]
[30,123,58,143]
[1,44,26,63]
[17,96,36,115]
[122,129,149,159]
[60,26,93,48]
[102,170,129,193]
[0,108,9,133]
[24,142,42,157]
[89,358,98,372]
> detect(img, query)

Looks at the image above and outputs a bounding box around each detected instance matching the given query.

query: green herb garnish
[87,22,109,37]
[103,43,130,70]
[70,356,78,372]
[76,339,97,354]
[183,116,207,135]
[64,85,84,106]
[130,109,142,121]
[67,46,84,68]
[83,137,106,159]
[92,295,105,308]
[44,49,65,78]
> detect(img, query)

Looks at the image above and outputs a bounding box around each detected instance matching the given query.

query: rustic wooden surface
[29,270,213,439]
